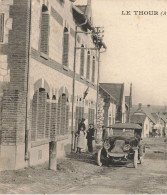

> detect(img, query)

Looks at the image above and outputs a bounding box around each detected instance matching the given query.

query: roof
[159,114,167,123]
[108,123,142,130]
[151,113,159,123]
[131,114,146,124]
[142,109,157,124]
[99,85,117,103]
[132,107,157,124]
[99,83,124,105]
[132,105,167,114]
[72,4,93,30]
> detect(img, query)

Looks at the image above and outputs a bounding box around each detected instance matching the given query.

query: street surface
[0,138,167,194]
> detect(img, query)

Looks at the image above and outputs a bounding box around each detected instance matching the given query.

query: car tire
[133,150,138,168]
[97,148,104,166]
[139,156,144,164]
[138,145,144,164]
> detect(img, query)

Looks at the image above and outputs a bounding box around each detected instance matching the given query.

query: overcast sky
[76,0,167,105]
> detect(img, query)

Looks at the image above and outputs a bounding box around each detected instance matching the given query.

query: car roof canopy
[108,123,142,130]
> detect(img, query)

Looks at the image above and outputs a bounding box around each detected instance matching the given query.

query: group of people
[75,118,96,153]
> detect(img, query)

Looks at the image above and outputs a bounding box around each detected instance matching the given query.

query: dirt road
[0,138,167,194]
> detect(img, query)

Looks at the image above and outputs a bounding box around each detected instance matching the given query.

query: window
[31,88,48,141]
[57,94,69,135]
[75,106,84,131]
[40,5,49,55]
[92,56,95,83]
[80,44,85,76]
[0,13,4,42]
[62,27,69,66]
[86,51,90,79]
[88,108,95,125]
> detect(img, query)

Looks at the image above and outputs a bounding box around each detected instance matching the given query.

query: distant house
[151,113,167,137]
[131,104,156,137]
[159,114,167,136]
[100,83,126,123]
[131,113,150,138]
[131,104,167,137]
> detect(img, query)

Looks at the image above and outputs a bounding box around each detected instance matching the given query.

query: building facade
[131,113,151,138]
[97,84,117,130]
[0,0,105,170]
[99,83,126,123]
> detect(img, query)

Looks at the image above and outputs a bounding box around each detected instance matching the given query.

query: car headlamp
[103,140,110,150]
[123,144,131,151]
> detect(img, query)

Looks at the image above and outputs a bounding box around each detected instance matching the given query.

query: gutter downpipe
[71,17,88,152]
[25,0,32,161]
[96,49,100,126]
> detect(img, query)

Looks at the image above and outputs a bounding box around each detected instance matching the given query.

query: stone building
[0,0,105,170]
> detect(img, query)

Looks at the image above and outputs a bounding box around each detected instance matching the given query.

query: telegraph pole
[71,25,106,151]
[128,83,132,123]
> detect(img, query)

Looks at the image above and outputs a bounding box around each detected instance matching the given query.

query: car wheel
[139,156,144,164]
[133,150,138,168]
[97,148,105,166]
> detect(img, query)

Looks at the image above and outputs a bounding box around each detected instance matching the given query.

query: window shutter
[63,33,69,66]
[40,13,49,54]
[0,13,4,42]
[92,58,95,82]
[80,47,85,76]
[86,53,90,79]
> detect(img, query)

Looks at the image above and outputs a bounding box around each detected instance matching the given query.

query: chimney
[147,104,151,108]
[138,103,142,110]
[87,0,91,6]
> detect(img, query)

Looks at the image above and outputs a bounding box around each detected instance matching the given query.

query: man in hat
[86,123,95,152]
[78,118,86,132]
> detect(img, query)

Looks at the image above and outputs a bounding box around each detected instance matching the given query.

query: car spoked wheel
[139,145,144,164]
[97,148,106,166]
[133,150,138,168]
[139,156,144,164]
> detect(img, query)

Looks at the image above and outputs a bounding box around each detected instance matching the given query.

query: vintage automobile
[97,123,145,168]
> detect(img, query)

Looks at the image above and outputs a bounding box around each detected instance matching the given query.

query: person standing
[76,126,86,153]
[86,123,95,153]
[78,118,86,131]
[75,118,86,151]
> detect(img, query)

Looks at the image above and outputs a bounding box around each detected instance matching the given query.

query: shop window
[86,51,90,79]
[62,27,69,66]
[80,44,85,76]
[40,5,49,55]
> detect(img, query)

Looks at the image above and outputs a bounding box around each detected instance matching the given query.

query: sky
[76,0,167,105]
